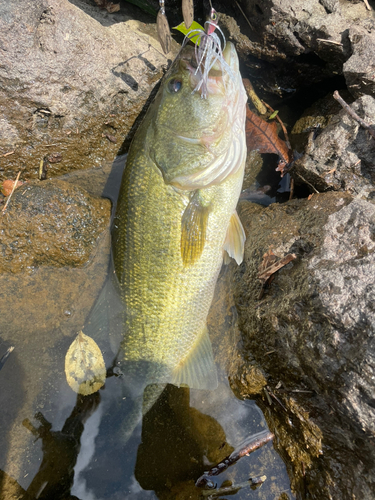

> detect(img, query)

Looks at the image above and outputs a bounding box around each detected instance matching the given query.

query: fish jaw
[148,41,247,192]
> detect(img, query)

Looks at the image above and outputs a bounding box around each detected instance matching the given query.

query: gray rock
[0,0,177,179]
[234,192,375,499]
[344,26,375,98]
[231,0,375,95]
[0,179,111,273]
[293,95,375,198]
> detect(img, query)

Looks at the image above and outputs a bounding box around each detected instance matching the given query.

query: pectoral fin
[223,210,246,265]
[171,327,218,390]
[181,193,210,266]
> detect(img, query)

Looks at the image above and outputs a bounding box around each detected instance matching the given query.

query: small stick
[3,151,15,157]
[262,101,291,146]
[333,90,375,140]
[2,171,21,213]
[201,476,267,497]
[243,78,267,115]
[235,0,255,31]
[316,38,343,46]
[196,432,274,487]
[295,172,320,194]
[289,177,295,200]
[363,0,371,10]
[0,346,14,371]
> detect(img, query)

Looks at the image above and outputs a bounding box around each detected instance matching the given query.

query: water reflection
[0,157,293,500]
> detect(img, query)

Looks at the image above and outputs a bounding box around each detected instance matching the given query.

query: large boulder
[0,0,176,180]
[234,192,375,499]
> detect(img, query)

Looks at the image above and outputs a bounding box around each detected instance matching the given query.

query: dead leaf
[1,179,24,197]
[258,247,296,284]
[245,106,291,170]
[93,0,120,13]
[65,331,106,396]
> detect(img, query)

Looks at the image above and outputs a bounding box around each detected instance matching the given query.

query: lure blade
[157,9,172,54]
[182,0,194,29]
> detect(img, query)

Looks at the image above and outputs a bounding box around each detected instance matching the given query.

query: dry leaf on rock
[93,0,120,13]
[258,247,296,285]
[1,179,24,197]
[65,331,106,396]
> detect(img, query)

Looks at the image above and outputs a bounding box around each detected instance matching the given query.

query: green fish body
[111,41,247,398]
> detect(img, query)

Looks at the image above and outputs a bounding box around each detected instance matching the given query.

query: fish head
[148,41,247,191]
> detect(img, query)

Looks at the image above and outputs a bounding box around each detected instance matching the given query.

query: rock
[224,0,375,96]
[234,192,375,499]
[343,26,375,99]
[0,179,111,273]
[293,95,375,198]
[0,0,177,180]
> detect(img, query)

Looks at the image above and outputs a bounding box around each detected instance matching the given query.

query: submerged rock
[0,179,111,273]
[293,95,375,198]
[234,192,375,499]
[0,0,176,180]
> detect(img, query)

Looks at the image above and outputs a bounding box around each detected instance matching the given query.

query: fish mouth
[178,40,237,91]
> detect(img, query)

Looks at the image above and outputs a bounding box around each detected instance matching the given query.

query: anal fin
[171,327,218,390]
[223,210,246,265]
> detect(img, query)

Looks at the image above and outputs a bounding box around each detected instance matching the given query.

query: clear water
[0,157,293,500]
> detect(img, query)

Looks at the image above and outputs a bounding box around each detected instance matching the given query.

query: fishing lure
[157,0,172,54]
[183,7,234,99]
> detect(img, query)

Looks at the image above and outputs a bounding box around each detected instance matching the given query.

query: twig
[0,346,14,371]
[196,431,274,487]
[289,177,294,200]
[295,172,320,193]
[201,476,267,497]
[235,0,255,31]
[333,90,375,140]
[258,253,296,282]
[243,78,267,115]
[316,38,343,46]
[363,0,371,10]
[2,171,21,213]
[3,151,15,157]
[262,101,291,146]
[266,385,288,412]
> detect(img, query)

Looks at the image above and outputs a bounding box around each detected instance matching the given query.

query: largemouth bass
[110,40,247,397]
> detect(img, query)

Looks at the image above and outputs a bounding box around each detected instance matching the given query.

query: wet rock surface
[0,0,176,179]
[234,192,375,499]
[0,179,111,273]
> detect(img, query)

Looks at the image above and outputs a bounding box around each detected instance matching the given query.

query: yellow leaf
[65,331,106,396]
[173,21,204,46]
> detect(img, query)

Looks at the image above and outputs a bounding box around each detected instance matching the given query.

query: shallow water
[0,157,294,500]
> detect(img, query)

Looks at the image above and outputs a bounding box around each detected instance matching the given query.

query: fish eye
[168,78,182,93]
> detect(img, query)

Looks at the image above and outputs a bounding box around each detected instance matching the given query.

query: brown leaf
[246,106,291,167]
[258,248,296,284]
[93,0,120,13]
[1,179,24,197]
